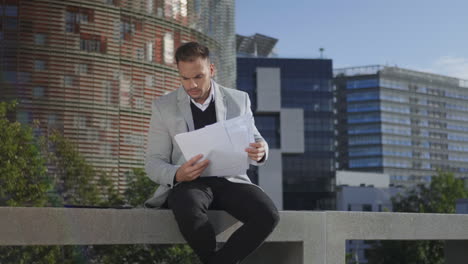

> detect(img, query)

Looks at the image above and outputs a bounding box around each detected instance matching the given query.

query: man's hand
[245,141,266,162]
[175,154,210,182]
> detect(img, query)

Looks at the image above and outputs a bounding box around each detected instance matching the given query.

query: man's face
[177,57,215,104]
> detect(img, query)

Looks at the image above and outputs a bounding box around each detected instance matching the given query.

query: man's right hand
[175,154,210,182]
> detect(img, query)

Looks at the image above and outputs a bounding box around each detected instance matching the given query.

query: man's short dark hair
[175,42,210,64]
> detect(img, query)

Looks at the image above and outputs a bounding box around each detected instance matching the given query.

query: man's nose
[188,79,197,88]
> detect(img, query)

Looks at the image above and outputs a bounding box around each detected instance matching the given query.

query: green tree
[0,102,84,263]
[124,168,158,207]
[45,130,107,206]
[0,101,199,263]
[92,168,201,264]
[367,171,468,264]
[0,101,50,206]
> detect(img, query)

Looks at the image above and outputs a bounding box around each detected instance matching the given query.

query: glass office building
[335,65,468,188]
[237,57,335,210]
[0,0,235,191]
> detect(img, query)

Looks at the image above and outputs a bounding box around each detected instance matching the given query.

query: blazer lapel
[213,81,227,122]
[177,87,195,131]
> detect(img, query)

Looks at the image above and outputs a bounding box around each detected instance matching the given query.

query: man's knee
[266,207,280,230]
[255,206,280,234]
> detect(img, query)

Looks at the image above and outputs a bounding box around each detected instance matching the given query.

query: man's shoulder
[153,88,179,106]
[218,85,248,99]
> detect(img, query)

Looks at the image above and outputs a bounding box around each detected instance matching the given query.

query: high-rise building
[335,65,468,188]
[237,57,335,210]
[0,0,235,191]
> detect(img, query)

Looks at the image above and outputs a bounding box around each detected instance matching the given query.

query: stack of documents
[174,114,255,176]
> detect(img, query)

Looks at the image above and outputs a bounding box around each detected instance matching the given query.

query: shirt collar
[190,80,215,107]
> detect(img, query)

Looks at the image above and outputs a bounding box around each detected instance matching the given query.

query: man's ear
[210,63,216,77]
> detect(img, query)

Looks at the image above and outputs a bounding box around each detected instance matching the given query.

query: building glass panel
[255,114,280,149]
[238,57,335,210]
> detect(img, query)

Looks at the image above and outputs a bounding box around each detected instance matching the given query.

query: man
[145,42,279,264]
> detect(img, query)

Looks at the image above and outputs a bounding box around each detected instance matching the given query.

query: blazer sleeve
[145,100,179,189]
[245,92,269,166]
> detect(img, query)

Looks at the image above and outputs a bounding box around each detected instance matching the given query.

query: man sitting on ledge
[144,42,279,264]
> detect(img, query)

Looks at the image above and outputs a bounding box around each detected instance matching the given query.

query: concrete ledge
[1,208,468,263]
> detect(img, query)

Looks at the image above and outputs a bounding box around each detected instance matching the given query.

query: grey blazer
[144,80,268,208]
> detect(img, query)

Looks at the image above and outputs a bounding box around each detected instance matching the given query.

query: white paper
[174,113,254,176]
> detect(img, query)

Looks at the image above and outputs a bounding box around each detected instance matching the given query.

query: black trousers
[167,177,279,264]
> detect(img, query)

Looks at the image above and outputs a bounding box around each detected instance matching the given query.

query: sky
[236,0,468,79]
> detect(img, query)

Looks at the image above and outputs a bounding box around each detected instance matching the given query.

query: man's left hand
[245,141,266,162]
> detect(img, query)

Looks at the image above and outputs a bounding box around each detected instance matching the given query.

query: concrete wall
[2,208,468,263]
[259,149,283,209]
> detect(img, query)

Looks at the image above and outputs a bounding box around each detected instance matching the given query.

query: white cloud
[420,56,468,80]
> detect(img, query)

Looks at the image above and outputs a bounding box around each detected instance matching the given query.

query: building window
[120,17,142,40]
[73,115,87,129]
[349,158,382,168]
[48,114,57,125]
[136,47,144,60]
[4,71,16,83]
[33,86,44,97]
[101,143,112,156]
[146,41,154,62]
[34,33,46,45]
[145,75,154,88]
[120,20,134,40]
[163,32,174,64]
[64,75,74,87]
[346,79,379,89]
[157,7,163,17]
[16,111,31,124]
[4,16,16,29]
[180,0,188,17]
[65,7,93,33]
[76,63,89,75]
[255,114,280,149]
[80,35,106,53]
[34,60,46,70]
[135,97,145,109]
[80,38,99,52]
[147,0,154,14]
[103,80,112,103]
[87,130,99,142]
[3,5,17,16]
[362,204,372,212]
[0,5,17,30]
[18,72,31,84]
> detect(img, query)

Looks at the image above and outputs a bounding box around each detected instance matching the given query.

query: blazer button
[167,184,172,188]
